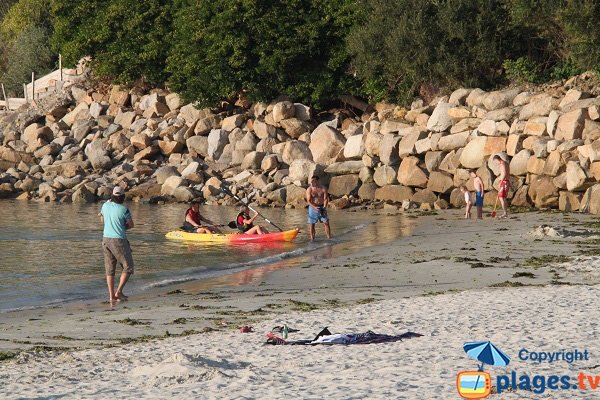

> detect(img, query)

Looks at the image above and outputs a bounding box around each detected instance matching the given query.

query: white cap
[112,186,125,196]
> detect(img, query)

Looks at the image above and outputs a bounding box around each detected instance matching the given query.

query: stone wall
[0,75,599,213]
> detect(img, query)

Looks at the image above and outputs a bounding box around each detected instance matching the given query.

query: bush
[0,0,50,81]
[50,0,173,84]
[0,26,54,96]
[503,57,542,83]
[0,0,49,42]
[560,0,600,71]
[507,0,600,80]
[0,0,18,20]
[550,58,583,81]
[167,0,357,108]
[347,0,523,104]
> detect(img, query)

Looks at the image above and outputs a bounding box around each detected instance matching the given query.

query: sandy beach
[1,209,599,399]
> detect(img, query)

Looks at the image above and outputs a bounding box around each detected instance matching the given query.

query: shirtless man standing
[493,155,510,218]
[305,175,331,240]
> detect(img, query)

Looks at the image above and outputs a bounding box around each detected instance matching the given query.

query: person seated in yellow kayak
[236,205,269,234]
[183,200,221,234]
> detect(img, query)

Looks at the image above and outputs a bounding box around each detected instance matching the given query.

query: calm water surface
[0,201,409,311]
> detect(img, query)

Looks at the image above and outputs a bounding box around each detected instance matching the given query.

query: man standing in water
[100,186,134,303]
[305,175,331,240]
[493,155,510,219]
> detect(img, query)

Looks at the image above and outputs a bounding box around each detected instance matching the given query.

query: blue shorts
[475,192,484,207]
[308,206,328,224]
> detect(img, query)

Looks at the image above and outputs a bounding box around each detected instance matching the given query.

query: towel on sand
[266,328,423,345]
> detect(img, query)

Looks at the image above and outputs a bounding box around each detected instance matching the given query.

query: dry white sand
[1,210,599,399]
[1,284,598,399]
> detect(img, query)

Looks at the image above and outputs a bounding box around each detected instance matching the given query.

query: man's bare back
[499,159,510,180]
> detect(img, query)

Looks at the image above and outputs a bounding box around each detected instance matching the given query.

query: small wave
[143,223,370,290]
[143,240,333,289]
[0,293,94,314]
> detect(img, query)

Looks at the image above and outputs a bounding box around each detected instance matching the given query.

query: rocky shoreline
[1,73,599,213]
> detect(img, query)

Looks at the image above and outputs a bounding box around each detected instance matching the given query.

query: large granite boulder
[379,134,401,166]
[397,157,428,188]
[343,134,365,160]
[328,174,360,197]
[288,159,322,184]
[282,140,312,165]
[555,109,586,141]
[427,171,454,193]
[272,101,295,123]
[373,165,398,187]
[85,140,112,170]
[426,102,452,132]
[528,175,559,208]
[580,184,600,214]
[207,129,229,160]
[374,185,413,203]
[309,124,345,165]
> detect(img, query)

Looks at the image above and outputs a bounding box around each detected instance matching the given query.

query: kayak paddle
[221,185,284,232]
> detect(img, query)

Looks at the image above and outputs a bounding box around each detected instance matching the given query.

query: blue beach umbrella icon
[463,341,511,395]
[464,341,511,370]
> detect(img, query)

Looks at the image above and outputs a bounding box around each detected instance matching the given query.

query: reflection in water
[0,201,414,311]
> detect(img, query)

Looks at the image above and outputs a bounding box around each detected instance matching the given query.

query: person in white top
[460,185,472,219]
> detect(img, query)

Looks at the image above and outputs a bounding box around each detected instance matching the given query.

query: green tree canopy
[50,0,173,84]
[167,0,357,107]
[560,0,600,71]
[347,0,524,104]
[1,25,54,95]
[0,0,50,43]
[1,0,54,95]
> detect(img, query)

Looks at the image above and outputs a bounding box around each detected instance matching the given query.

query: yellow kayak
[165,228,300,243]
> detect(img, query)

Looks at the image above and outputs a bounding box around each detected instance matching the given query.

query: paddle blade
[227,221,237,229]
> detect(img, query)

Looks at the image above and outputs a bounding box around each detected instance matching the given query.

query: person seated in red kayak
[183,200,221,234]
[236,205,269,235]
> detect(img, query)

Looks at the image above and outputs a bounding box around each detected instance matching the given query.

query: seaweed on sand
[113,318,150,326]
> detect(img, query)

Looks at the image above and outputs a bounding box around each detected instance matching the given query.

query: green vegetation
[288,299,319,311]
[422,290,447,296]
[167,0,357,107]
[50,0,172,84]
[356,298,376,304]
[517,255,573,268]
[2,0,600,106]
[113,318,150,326]
[0,351,16,361]
[0,0,54,95]
[489,281,525,288]
[512,272,535,278]
[347,0,521,104]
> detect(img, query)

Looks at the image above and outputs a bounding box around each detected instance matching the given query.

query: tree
[167,0,357,107]
[347,0,523,104]
[1,26,54,95]
[560,0,600,71]
[50,0,173,84]
[0,0,50,41]
[0,0,54,95]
